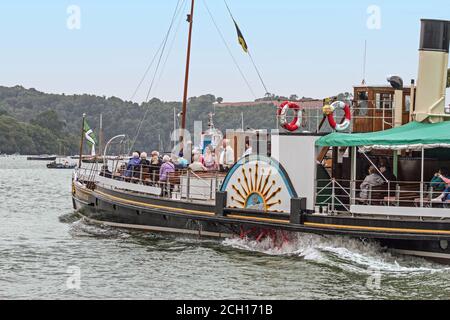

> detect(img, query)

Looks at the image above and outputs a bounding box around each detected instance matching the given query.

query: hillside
[0,86,290,155]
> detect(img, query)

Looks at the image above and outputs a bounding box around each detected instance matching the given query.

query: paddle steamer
[72,7,450,262]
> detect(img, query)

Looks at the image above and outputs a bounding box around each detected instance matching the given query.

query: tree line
[0,86,290,155]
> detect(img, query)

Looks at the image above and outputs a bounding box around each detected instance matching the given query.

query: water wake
[222,233,450,275]
[68,219,131,239]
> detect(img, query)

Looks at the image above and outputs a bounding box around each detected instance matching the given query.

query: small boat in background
[47,161,76,169]
[27,155,57,161]
[81,156,105,164]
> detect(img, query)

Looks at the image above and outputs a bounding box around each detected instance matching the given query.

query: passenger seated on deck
[189,154,207,172]
[378,157,397,181]
[159,155,176,197]
[125,152,141,179]
[149,151,162,181]
[203,146,218,171]
[140,152,151,182]
[174,155,188,169]
[114,163,126,180]
[100,165,112,179]
[159,155,175,183]
[432,174,450,203]
[430,167,449,192]
[219,139,234,172]
[359,166,385,201]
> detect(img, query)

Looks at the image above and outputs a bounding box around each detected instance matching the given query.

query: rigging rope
[130,0,186,102]
[144,0,185,102]
[128,0,184,154]
[129,39,164,102]
[202,0,257,99]
[223,0,270,95]
[156,0,189,90]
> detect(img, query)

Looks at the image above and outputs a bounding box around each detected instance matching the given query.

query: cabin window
[376,93,393,109]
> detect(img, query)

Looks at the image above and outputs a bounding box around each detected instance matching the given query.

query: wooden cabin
[352,85,412,133]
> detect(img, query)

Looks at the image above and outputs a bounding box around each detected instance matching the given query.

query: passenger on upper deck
[359,166,385,200]
[203,146,218,171]
[430,167,449,192]
[140,152,150,166]
[149,151,162,180]
[174,155,188,169]
[159,155,175,183]
[125,152,141,178]
[100,165,112,179]
[219,139,234,172]
[114,163,126,180]
[189,154,207,172]
[193,147,204,165]
[243,141,252,157]
[139,152,151,182]
[432,173,450,203]
[378,157,397,181]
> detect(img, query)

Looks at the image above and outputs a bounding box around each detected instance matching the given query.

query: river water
[1,156,450,300]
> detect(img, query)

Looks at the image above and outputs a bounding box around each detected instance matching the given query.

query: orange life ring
[324,101,351,132]
[278,101,302,132]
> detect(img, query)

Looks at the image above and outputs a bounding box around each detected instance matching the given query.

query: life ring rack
[278,101,303,132]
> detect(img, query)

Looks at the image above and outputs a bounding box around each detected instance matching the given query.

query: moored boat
[27,155,57,161]
[47,161,76,169]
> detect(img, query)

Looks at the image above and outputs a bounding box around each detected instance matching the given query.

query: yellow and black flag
[233,20,248,53]
[224,0,249,53]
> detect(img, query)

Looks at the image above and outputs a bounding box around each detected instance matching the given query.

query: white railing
[316,179,447,214]
[75,163,226,202]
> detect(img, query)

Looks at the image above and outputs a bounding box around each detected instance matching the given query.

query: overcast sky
[0,0,449,102]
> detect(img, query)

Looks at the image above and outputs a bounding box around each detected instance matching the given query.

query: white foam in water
[222,232,450,275]
[69,220,130,239]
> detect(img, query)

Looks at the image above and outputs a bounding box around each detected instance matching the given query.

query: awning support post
[351,146,357,205]
[393,151,399,178]
[420,147,425,208]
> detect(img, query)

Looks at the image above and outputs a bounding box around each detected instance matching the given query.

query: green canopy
[316,121,450,150]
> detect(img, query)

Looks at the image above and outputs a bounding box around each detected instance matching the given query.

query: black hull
[72,182,450,263]
[27,156,57,161]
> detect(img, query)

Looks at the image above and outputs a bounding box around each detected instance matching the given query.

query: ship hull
[72,181,450,263]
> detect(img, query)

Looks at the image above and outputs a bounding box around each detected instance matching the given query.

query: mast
[99,114,103,157]
[180,0,195,144]
[78,113,86,168]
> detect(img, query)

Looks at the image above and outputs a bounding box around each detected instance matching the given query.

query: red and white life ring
[324,101,351,132]
[278,101,302,132]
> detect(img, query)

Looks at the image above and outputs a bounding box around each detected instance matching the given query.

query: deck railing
[316,178,446,214]
[75,162,226,202]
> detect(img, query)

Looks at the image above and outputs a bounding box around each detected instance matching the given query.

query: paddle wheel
[239,226,292,248]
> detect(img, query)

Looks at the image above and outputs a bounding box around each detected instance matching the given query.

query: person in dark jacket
[378,157,397,181]
[100,165,112,179]
[125,152,141,179]
[149,151,162,182]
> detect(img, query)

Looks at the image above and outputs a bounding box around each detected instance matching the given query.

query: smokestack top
[420,19,450,53]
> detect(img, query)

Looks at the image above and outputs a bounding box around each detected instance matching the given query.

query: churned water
[1,157,450,300]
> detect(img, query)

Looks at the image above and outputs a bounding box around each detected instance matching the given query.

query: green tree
[30,109,65,134]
